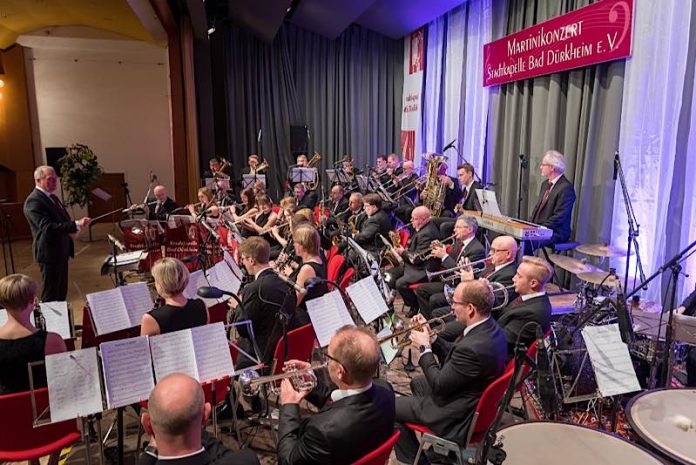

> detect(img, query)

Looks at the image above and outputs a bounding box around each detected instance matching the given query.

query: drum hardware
[547,254,600,275]
[238,362,327,397]
[576,243,633,258]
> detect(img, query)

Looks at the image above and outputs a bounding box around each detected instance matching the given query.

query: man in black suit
[232,237,296,369]
[352,193,392,254]
[392,160,419,223]
[139,373,259,465]
[144,185,178,222]
[328,184,349,217]
[277,326,395,465]
[439,163,483,239]
[386,206,439,316]
[529,150,576,248]
[294,183,318,210]
[415,216,486,318]
[394,280,507,464]
[23,166,91,302]
[497,256,553,357]
[428,161,462,218]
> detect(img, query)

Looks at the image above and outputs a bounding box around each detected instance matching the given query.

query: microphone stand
[516,154,528,219]
[614,152,646,292]
[444,141,483,184]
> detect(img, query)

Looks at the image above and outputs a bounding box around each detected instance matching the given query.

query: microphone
[274,271,307,295]
[442,138,456,152]
[613,151,619,181]
[535,325,557,418]
[107,234,126,252]
[197,286,225,299]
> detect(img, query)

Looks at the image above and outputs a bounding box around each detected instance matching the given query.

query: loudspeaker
[290,125,309,155]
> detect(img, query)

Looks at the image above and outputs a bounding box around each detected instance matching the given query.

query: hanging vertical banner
[400,27,425,162]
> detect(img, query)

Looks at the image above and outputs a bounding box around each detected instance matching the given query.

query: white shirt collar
[465,181,475,192]
[157,448,206,460]
[549,174,562,186]
[461,236,474,249]
[521,291,546,302]
[330,382,372,403]
[494,260,515,272]
[255,266,271,280]
[35,185,53,197]
[463,317,490,337]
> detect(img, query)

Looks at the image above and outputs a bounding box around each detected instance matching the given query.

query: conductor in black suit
[139,373,259,465]
[232,237,296,369]
[529,150,576,248]
[294,183,318,210]
[277,326,395,465]
[351,193,392,254]
[497,256,553,357]
[394,280,507,464]
[23,166,91,302]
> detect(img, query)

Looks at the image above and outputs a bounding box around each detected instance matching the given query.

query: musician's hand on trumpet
[409,317,432,348]
[459,258,476,281]
[430,242,448,260]
[280,359,314,405]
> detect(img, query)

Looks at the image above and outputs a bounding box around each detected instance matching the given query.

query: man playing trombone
[394,280,507,465]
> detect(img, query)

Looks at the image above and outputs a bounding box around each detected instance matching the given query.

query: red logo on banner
[409,28,425,74]
[401,130,416,161]
[483,0,633,86]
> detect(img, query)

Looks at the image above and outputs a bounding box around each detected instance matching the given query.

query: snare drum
[626,388,696,464]
[492,422,664,464]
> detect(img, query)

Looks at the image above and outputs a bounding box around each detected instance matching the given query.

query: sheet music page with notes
[150,330,199,381]
[307,291,354,347]
[191,323,234,383]
[39,301,72,339]
[184,270,208,302]
[211,260,241,296]
[86,288,131,336]
[120,283,154,327]
[581,324,641,397]
[45,348,103,422]
[346,276,389,324]
[223,250,244,281]
[100,337,155,408]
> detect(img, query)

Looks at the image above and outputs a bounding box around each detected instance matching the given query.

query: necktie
[533,182,553,222]
[480,265,495,279]
[455,241,465,263]
[155,202,162,214]
[462,186,467,203]
[511,295,523,306]
[49,194,70,221]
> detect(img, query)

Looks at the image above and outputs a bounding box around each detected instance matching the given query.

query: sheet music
[120,283,154,326]
[86,288,130,336]
[150,330,199,381]
[475,189,503,216]
[377,326,399,365]
[100,337,155,408]
[0,309,7,325]
[39,302,72,339]
[107,251,144,266]
[346,276,389,324]
[184,269,207,301]
[45,348,103,422]
[223,251,244,281]
[581,324,641,397]
[307,291,354,347]
[192,323,235,382]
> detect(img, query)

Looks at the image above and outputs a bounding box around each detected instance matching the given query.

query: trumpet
[238,362,327,397]
[410,234,457,261]
[426,257,490,281]
[443,282,515,310]
[378,314,451,350]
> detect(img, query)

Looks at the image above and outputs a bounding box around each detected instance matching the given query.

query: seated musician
[231,237,296,368]
[269,197,298,254]
[424,160,462,219]
[373,154,388,183]
[141,258,209,336]
[386,153,404,179]
[336,193,365,254]
[529,150,576,249]
[351,193,392,254]
[676,289,696,387]
[0,274,66,395]
[438,163,482,238]
[393,160,420,223]
[252,180,267,201]
[187,187,221,219]
[287,225,328,328]
[139,373,259,465]
[277,326,395,465]
[329,184,349,216]
[242,154,260,175]
[143,185,178,221]
[496,256,553,357]
[241,195,277,239]
[296,153,309,168]
[385,206,439,317]
[394,280,507,465]
[294,183,318,210]
[230,188,259,238]
[209,156,232,178]
[415,216,486,318]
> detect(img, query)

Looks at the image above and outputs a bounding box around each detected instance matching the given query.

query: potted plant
[58,143,103,208]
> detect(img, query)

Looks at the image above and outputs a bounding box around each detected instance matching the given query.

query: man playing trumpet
[394,280,507,465]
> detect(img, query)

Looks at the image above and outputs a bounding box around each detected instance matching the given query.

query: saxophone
[422,154,448,217]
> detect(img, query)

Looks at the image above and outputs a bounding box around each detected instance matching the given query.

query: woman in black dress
[187,187,221,219]
[231,188,259,238]
[140,258,209,336]
[0,274,66,395]
[289,225,328,327]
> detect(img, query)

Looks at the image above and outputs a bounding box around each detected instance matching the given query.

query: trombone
[377,314,451,350]
[426,257,490,281]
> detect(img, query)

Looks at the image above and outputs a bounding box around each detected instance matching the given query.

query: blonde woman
[288,225,328,327]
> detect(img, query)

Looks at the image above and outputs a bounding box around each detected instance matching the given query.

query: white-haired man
[530,150,576,247]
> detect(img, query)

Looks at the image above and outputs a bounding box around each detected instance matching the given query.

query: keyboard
[461,210,552,241]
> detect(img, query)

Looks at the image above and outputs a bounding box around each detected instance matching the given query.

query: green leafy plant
[58,143,103,208]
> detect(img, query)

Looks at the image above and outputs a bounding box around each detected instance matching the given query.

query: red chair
[269,323,316,375]
[208,302,228,324]
[398,229,409,247]
[351,430,401,465]
[408,369,515,465]
[327,254,346,283]
[0,388,81,462]
[272,205,281,214]
[339,267,355,291]
[326,245,339,263]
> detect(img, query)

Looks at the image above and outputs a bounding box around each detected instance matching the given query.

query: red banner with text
[483,0,633,87]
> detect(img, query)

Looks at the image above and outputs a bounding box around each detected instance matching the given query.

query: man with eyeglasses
[277,326,395,465]
[394,280,507,465]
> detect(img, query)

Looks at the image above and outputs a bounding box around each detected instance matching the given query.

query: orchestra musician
[386,153,404,178]
[209,156,232,178]
[144,185,178,221]
[415,216,486,318]
[424,160,462,218]
[438,163,482,239]
[269,197,298,253]
[277,326,395,465]
[294,183,318,210]
[141,258,209,336]
[296,153,309,167]
[287,225,328,328]
[496,256,553,357]
[0,274,66,396]
[351,193,392,255]
[385,206,439,317]
[394,280,507,465]
[229,188,259,238]
[322,185,349,245]
[231,237,297,368]
[241,154,261,175]
[241,195,278,240]
[187,187,221,219]
[529,150,576,249]
[392,160,419,223]
[329,185,349,217]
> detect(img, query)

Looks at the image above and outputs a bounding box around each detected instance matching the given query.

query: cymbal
[576,244,632,258]
[576,271,622,287]
[547,254,600,274]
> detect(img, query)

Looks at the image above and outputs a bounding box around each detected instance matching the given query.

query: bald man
[140,374,258,465]
[277,326,395,465]
[386,206,439,316]
[144,185,178,222]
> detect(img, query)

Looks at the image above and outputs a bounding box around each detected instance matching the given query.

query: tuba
[421,153,448,217]
[306,152,322,190]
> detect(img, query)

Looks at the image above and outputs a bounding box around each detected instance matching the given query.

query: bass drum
[490,421,664,465]
[626,388,696,465]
